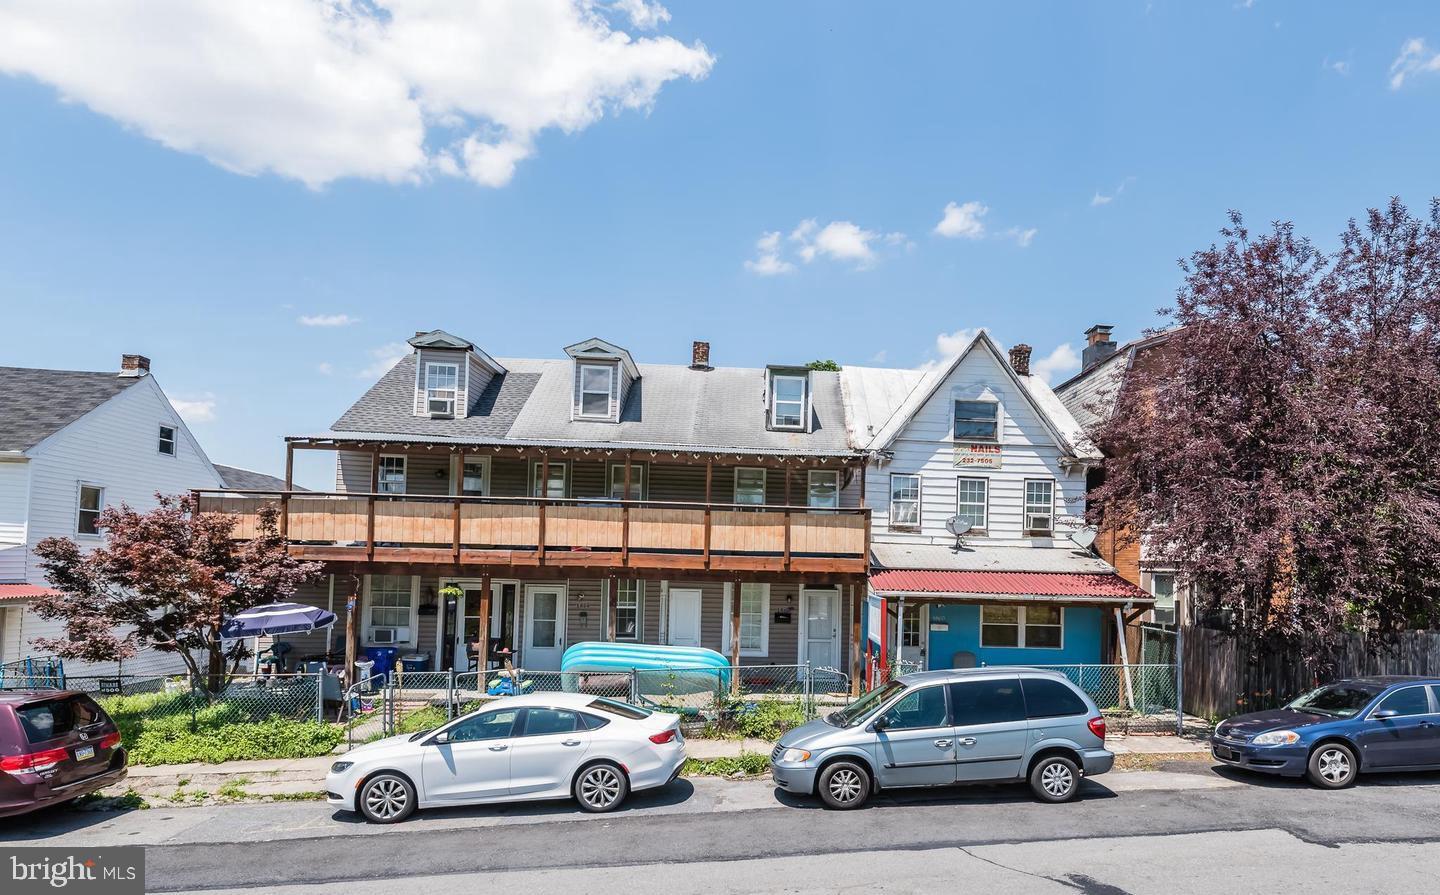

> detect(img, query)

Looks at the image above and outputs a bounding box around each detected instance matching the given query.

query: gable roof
[214,465,307,491]
[840,331,1100,460]
[564,337,640,380]
[331,353,538,439]
[0,366,142,453]
[1053,329,1176,433]
[408,329,506,375]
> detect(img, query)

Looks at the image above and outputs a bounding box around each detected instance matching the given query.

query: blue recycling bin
[364,646,400,679]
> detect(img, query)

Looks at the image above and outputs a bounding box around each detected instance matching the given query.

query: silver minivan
[770,667,1113,809]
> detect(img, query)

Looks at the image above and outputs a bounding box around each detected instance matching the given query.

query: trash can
[364,646,399,679]
[353,659,376,693]
[400,653,430,674]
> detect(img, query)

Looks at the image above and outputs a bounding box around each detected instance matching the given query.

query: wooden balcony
[194,490,870,575]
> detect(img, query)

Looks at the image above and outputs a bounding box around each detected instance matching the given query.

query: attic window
[771,373,807,430]
[954,399,999,441]
[578,363,614,418]
[426,363,458,416]
[158,425,176,456]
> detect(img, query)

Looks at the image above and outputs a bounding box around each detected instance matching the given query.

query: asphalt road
[6,765,1440,894]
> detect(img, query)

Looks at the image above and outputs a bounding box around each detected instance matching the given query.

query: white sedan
[326,693,686,823]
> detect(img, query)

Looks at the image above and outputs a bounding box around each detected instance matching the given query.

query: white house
[0,355,225,675]
[841,332,1149,672]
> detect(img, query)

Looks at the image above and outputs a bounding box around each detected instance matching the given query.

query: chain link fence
[70,672,328,731]
[1025,663,1198,734]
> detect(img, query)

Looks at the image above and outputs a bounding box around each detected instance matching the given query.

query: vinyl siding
[866,348,1086,546]
[0,460,29,577]
[413,348,473,419]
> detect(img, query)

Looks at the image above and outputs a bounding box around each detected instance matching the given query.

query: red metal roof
[869,569,1150,601]
[0,584,58,602]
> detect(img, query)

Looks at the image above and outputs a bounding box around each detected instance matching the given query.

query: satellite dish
[945,516,973,537]
[1068,525,1099,550]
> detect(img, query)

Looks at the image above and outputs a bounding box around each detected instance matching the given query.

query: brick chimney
[1082,324,1117,370]
[690,340,711,371]
[119,354,151,377]
[1008,344,1032,376]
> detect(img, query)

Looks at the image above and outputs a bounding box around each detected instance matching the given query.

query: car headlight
[1251,730,1300,746]
[330,760,355,773]
[780,748,811,763]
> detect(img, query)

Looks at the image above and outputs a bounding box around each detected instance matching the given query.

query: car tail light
[648,729,677,745]
[1087,716,1107,741]
[1,746,70,775]
[99,732,122,750]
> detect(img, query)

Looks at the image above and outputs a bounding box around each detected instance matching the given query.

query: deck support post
[345,573,362,687]
[606,575,618,641]
[850,581,864,696]
[476,574,492,675]
[730,578,742,696]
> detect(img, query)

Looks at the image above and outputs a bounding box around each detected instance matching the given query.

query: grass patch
[99,688,344,766]
[75,789,148,811]
[682,753,771,778]
[265,791,327,802]
[216,778,252,800]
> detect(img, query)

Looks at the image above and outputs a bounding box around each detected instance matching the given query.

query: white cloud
[171,394,217,423]
[298,313,359,327]
[869,349,888,364]
[359,342,410,379]
[916,327,989,372]
[1326,57,1350,76]
[1003,226,1038,248]
[1389,38,1440,90]
[1091,176,1134,207]
[743,231,794,276]
[934,201,988,239]
[0,1,714,189]
[746,218,904,274]
[612,0,670,30]
[316,362,334,375]
[1030,343,1081,385]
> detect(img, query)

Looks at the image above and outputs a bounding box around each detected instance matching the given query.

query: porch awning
[0,584,58,602]
[868,569,1151,604]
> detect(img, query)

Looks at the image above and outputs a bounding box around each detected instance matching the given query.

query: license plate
[74,745,95,762]
[1213,746,1237,762]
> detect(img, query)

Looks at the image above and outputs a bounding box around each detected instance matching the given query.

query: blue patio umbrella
[219,602,337,640]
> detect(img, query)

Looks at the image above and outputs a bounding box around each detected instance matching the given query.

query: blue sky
[1,1,1438,488]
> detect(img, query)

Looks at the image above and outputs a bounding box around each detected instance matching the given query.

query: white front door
[802,588,840,670]
[667,588,702,647]
[523,585,566,670]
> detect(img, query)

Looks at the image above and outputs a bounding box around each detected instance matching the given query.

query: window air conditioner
[371,627,410,644]
[1026,514,1052,533]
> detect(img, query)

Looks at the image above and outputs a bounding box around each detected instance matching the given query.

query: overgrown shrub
[733,700,807,740]
[682,753,770,777]
[99,691,342,765]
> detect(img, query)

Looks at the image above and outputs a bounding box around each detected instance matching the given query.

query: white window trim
[530,461,570,498]
[576,362,615,420]
[722,583,771,657]
[889,473,922,531]
[606,462,648,501]
[377,455,407,494]
[1145,570,1179,624]
[158,423,177,457]
[806,469,840,509]
[75,482,104,537]
[979,604,1064,650]
[425,362,460,416]
[363,574,420,647]
[952,396,1001,443]
[605,579,644,642]
[770,373,809,431]
[1023,478,1056,535]
[955,476,989,532]
[733,467,767,506]
[456,455,491,497]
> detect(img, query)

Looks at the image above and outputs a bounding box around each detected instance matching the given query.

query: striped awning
[869,569,1150,603]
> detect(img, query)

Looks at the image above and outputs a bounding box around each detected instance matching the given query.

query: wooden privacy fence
[1182,625,1440,720]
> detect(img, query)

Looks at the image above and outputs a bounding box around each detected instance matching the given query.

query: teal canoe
[561,642,731,694]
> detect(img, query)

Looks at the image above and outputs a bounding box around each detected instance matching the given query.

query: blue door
[1356,685,1439,769]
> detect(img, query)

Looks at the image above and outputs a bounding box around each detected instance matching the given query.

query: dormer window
[954,399,999,441]
[578,363,614,418]
[426,362,459,416]
[770,372,808,430]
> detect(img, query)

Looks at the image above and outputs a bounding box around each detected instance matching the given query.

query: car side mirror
[871,716,889,732]
[431,730,450,745]
[1372,709,1398,721]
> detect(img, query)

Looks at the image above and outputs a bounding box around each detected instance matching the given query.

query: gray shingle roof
[214,465,307,491]
[330,354,538,439]
[324,355,854,456]
[0,367,141,453]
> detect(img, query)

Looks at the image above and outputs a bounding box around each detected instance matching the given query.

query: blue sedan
[1211,676,1440,788]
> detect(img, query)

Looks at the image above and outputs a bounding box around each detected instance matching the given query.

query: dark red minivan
[0,690,127,818]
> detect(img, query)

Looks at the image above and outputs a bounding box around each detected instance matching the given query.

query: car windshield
[830,681,906,727]
[1286,683,1382,718]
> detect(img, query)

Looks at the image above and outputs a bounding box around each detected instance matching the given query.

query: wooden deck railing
[194,490,870,574]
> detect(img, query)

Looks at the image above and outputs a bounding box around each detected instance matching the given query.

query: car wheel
[1307,743,1357,789]
[1030,755,1081,803]
[817,760,871,810]
[574,762,629,813]
[358,773,417,824]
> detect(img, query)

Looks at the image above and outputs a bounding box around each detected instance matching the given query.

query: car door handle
[488,744,508,752]
[562,739,582,746]
[933,739,952,748]
[957,737,977,746]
